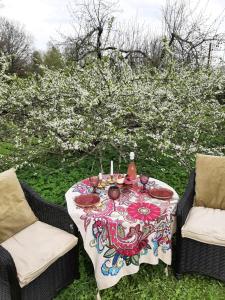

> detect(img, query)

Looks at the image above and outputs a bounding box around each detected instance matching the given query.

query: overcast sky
[0,0,225,51]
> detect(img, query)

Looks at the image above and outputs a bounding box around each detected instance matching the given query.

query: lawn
[12,150,225,300]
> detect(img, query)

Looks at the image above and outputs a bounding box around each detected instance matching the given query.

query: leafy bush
[0,55,224,170]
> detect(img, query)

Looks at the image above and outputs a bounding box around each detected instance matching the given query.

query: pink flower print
[127,202,160,222]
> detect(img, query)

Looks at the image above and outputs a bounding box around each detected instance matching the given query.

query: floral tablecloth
[66,176,179,290]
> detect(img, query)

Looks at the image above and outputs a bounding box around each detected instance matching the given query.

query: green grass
[4,150,225,299]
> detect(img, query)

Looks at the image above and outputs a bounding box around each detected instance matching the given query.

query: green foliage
[30,50,43,75]
[43,46,64,70]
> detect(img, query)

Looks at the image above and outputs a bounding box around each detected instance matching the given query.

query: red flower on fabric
[95,220,103,227]
[127,202,160,222]
[138,238,148,251]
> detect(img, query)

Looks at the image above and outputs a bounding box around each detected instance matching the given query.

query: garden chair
[175,154,225,282]
[0,169,79,300]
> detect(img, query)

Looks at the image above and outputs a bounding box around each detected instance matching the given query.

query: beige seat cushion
[195,154,225,209]
[0,169,38,243]
[182,206,225,246]
[1,221,78,287]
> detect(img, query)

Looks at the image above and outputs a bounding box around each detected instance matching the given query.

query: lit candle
[99,173,102,180]
[110,160,113,176]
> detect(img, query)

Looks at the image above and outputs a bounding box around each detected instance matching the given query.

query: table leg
[164,264,169,277]
[96,289,101,300]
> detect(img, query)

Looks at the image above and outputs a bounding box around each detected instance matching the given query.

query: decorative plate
[74,194,100,207]
[148,188,173,200]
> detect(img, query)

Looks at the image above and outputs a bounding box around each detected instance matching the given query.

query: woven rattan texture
[0,182,79,300]
[175,170,225,282]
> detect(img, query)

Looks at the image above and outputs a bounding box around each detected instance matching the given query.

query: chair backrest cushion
[195,154,225,209]
[0,169,38,243]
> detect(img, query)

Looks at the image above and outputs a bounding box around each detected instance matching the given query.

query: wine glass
[140,174,149,193]
[108,185,120,211]
[89,176,99,193]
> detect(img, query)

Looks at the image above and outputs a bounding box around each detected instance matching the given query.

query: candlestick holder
[97,179,103,188]
[108,175,115,184]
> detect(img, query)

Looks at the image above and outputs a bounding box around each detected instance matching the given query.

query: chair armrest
[176,170,195,228]
[20,182,78,237]
[0,246,21,300]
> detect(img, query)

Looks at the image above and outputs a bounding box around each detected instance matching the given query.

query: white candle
[99,173,102,180]
[110,160,113,175]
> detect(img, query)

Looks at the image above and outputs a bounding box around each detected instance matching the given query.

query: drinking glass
[140,174,149,193]
[108,185,120,211]
[89,176,99,193]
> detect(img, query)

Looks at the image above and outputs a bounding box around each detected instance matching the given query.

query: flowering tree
[0,54,224,170]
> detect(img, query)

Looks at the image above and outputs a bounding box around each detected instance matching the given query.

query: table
[66,175,179,291]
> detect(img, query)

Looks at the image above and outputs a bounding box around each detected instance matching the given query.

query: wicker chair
[0,182,80,300]
[175,170,225,282]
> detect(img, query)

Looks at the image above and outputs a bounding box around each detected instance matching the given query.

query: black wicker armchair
[0,182,80,300]
[175,170,225,282]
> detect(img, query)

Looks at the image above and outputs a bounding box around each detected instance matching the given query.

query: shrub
[1,55,224,169]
